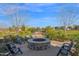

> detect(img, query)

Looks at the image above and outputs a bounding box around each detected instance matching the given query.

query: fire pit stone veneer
[28,38,50,50]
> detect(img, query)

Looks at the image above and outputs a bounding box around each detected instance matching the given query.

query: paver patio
[17,41,63,56]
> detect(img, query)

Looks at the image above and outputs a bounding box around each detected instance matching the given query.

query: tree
[12,6,27,35]
[74,25,79,30]
[9,27,12,31]
[59,8,78,32]
[21,25,26,31]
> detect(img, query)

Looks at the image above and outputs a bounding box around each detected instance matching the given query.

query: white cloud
[0,4,17,15]
[0,4,28,15]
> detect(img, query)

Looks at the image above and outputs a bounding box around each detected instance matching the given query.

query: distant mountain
[0,23,9,28]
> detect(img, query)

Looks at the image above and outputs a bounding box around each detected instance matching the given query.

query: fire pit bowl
[28,38,50,50]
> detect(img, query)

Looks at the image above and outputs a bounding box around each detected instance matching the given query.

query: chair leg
[57,48,62,56]
[18,48,23,54]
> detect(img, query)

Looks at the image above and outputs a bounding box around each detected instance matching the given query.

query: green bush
[0,45,8,53]
[45,28,57,40]
[44,29,79,42]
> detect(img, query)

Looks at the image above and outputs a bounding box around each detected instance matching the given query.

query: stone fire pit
[28,38,50,50]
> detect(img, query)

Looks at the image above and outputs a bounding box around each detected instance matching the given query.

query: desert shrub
[0,46,8,53]
[74,43,79,56]
[55,30,67,41]
[71,39,79,56]
[66,30,79,41]
[0,39,4,43]
[18,30,32,38]
[44,29,79,42]
[45,28,57,40]
[3,35,13,43]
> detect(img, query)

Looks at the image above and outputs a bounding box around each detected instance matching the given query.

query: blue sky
[0,3,79,28]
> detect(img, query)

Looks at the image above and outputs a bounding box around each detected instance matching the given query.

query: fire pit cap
[28,38,50,43]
